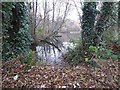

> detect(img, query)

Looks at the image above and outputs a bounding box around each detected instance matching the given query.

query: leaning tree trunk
[94,2,115,47]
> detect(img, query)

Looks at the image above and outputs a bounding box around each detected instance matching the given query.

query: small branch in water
[40,39,61,52]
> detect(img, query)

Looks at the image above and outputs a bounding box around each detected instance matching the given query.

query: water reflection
[36,42,77,66]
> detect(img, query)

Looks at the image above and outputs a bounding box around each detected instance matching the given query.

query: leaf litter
[2,58,119,88]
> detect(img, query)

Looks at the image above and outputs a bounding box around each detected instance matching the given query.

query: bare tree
[34,0,72,51]
[29,0,38,51]
[72,0,82,24]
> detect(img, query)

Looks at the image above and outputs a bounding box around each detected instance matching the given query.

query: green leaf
[89,46,97,52]
[106,49,112,56]
[85,58,89,62]
[111,55,118,59]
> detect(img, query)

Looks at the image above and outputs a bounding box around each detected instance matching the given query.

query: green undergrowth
[18,50,35,70]
[63,44,119,67]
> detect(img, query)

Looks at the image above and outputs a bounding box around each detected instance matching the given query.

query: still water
[36,42,77,66]
[36,31,80,66]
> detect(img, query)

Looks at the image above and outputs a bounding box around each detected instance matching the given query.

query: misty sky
[35,0,82,21]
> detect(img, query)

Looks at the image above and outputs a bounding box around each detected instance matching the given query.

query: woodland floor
[2,58,119,89]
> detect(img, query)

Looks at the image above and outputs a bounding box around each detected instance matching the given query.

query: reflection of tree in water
[36,40,78,66]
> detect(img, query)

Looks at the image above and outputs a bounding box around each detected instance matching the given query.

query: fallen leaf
[13,74,19,81]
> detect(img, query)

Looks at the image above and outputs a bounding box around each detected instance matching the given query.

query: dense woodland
[1,1,120,89]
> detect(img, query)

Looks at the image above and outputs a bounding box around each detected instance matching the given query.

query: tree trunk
[94,2,115,46]
[118,1,120,36]
[81,2,97,51]
[30,1,38,51]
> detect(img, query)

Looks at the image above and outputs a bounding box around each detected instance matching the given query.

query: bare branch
[72,0,82,24]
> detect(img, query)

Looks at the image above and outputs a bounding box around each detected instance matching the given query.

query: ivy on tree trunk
[94,2,116,46]
[81,2,97,51]
[2,2,31,60]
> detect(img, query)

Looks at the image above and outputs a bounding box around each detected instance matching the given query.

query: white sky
[35,0,82,21]
[29,0,119,21]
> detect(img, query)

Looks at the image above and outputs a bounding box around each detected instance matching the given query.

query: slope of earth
[2,58,119,89]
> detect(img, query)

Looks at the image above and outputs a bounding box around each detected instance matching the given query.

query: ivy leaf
[85,58,89,62]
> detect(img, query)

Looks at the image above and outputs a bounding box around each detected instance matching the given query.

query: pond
[36,31,80,66]
[36,42,78,66]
